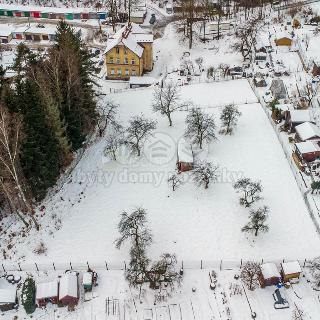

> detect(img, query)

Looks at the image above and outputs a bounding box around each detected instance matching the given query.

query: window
[116,47,120,54]
[131,59,135,65]
[125,69,129,75]
[117,69,121,75]
[132,69,136,76]
[111,69,115,75]
[116,58,120,64]
[109,57,114,63]
[124,58,128,64]
[124,48,127,54]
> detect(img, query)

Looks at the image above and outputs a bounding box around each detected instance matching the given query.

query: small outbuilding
[286,110,314,132]
[177,139,194,172]
[0,288,17,312]
[129,76,158,88]
[295,122,320,142]
[259,263,282,288]
[275,33,293,46]
[59,273,79,306]
[0,28,12,44]
[36,280,59,307]
[281,261,302,283]
[295,141,320,163]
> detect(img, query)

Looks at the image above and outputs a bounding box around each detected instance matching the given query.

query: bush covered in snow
[21,277,36,314]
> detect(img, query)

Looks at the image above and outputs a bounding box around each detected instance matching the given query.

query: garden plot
[8,79,320,266]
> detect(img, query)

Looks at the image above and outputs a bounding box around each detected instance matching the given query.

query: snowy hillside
[7,80,318,266]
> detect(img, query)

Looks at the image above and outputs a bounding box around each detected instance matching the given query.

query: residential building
[104,23,153,80]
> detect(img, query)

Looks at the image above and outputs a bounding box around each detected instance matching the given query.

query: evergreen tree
[51,20,97,150]
[19,80,61,201]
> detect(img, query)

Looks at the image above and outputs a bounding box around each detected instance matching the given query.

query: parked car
[149,13,156,24]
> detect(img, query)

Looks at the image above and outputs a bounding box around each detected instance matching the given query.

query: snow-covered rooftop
[0,288,16,304]
[82,272,92,285]
[0,27,12,37]
[177,139,193,163]
[296,141,320,154]
[260,263,281,279]
[295,122,320,141]
[36,281,58,299]
[25,27,57,35]
[129,76,157,85]
[59,273,78,299]
[281,261,302,275]
[290,110,312,123]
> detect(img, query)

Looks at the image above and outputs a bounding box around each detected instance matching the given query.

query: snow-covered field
[7,79,319,267]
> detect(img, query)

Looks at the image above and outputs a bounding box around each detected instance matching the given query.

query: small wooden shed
[259,263,282,288]
[275,33,292,46]
[0,288,17,312]
[177,139,194,172]
[281,261,302,283]
[36,280,59,307]
[59,273,79,306]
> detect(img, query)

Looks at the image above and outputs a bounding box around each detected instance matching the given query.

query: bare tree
[233,178,262,207]
[185,107,217,149]
[232,16,265,62]
[192,161,219,189]
[292,307,305,320]
[242,206,269,237]
[104,127,124,161]
[220,104,241,134]
[125,115,157,156]
[307,257,320,288]
[175,0,205,49]
[152,83,187,127]
[115,207,152,288]
[240,261,261,291]
[168,174,183,191]
[115,207,182,293]
[97,100,119,137]
[0,105,38,228]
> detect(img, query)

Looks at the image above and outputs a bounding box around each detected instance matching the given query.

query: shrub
[21,277,36,314]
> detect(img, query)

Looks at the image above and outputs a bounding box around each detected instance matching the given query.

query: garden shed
[0,288,17,312]
[36,280,59,307]
[295,122,320,142]
[295,141,320,163]
[281,261,302,283]
[177,139,194,172]
[59,273,79,306]
[259,263,281,288]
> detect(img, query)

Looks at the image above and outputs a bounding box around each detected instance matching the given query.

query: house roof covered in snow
[0,288,16,304]
[59,273,78,299]
[296,141,320,154]
[281,261,302,275]
[274,104,294,111]
[25,27,57,35]
[276,31,292,40]
[260,263,281,279]
[290,110,312,123]
[295,122,320,141]
[36,281,58,299]
[0,27,12,37]
[177,139,193,163]
[105,23,153,57]
[82,272,92,285]
[129,76,157,85]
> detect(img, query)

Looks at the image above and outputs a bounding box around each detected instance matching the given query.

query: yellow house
[104,23,153,80]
